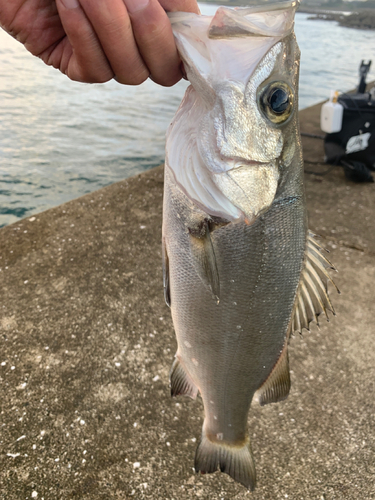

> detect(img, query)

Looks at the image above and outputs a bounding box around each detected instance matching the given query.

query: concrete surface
[0,102,374,500]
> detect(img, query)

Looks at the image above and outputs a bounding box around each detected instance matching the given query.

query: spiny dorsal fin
[292,231,340,334]
[170,356,199,399]
[254,343,290,406]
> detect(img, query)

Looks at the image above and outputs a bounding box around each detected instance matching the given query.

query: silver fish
[163,1,337,490]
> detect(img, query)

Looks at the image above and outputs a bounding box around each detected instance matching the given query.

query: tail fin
[194,432,256,490]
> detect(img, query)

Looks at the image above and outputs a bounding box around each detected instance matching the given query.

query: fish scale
[163,1,337,491]
[164,165,306,451]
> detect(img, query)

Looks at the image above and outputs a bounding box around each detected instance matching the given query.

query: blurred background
[0,0,374,227]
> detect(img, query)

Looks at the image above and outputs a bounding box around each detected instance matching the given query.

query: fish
[162,0,338,490]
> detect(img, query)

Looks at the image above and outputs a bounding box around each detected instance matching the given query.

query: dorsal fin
[254,342,290,406]
[292,231,340,334]
[254,232,338,406]
[170,357,199,400]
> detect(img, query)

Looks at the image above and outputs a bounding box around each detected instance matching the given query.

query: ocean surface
[0,4,374,227]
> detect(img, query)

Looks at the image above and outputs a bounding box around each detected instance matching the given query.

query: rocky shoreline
[305,10,375,30]
[199,1,375,30]
[199,2,375,30]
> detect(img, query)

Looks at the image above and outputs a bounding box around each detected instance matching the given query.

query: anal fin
[254,343,290,406]
[195,431,256,490]
[170,357,198,399]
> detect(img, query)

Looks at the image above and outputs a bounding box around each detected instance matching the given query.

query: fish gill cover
[166,1,300,223]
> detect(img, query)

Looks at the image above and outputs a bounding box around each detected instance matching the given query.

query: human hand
[0,0,199,86]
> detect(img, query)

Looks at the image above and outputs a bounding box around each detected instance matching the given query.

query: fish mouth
[219,154,275,171]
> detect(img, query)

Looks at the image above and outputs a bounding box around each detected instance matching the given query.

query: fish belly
[163,165,307,487]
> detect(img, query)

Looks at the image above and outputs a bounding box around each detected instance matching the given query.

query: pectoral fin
[188,218,223,303]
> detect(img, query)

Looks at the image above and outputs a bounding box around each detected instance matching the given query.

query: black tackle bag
[324,61,375,182]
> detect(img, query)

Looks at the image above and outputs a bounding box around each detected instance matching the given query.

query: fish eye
[259,82,294,125]
[269,88,289,114]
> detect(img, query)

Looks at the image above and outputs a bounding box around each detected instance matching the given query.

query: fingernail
[124,0,150,14]
[60,0,80,8]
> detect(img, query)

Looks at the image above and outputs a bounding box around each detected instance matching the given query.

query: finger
[56,0,114,83]
[78,0,150,85]
[124,0,183,87]
[158,0,200,14]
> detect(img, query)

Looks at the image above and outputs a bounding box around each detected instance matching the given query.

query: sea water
[0,5,374,226]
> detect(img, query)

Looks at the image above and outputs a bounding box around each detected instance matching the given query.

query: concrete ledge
[1,104,374,499]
